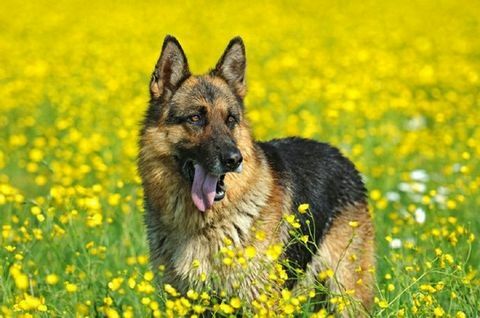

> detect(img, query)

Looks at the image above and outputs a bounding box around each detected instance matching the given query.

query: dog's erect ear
[213,37,246,99]
[150,35,190,100]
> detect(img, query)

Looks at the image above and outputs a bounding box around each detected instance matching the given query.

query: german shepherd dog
[138,36,375,315]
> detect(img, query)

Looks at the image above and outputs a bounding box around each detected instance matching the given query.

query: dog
[138,35,375,315]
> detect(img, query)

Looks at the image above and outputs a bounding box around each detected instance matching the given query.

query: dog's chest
[148,202,281,297]
[162,227,278,299]
[161,210,256,275]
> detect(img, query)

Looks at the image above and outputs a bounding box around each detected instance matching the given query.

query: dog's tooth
[235,162,243,173]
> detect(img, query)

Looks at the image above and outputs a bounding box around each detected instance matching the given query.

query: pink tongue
[191,164,218,212]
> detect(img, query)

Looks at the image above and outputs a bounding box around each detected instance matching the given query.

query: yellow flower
[230,297,241,309]
[378,300,389,309]
[312,309,328,318]
[266,243,283,261]
[29,149,44,162]
[65,282,78,293]
[433,306,445,317]
[187,289,199,300]
[245,246,256,259]
[192,259,200,268]
[165,300,174,309]
[46,274,59,285]
[370,189,381,200]
[284,214,301,228]
[86,212,103,227]
[283,303,295,314]
[281,289,291,301]
[31,206,41,215]
[137,255,149,265]
[219,303,234,314]
[223,237,233,246]
[456,311,466,318]
[285,214,295,224]
[14,274,29,290]
[38,304,48,312]
[108,277,124,291]
[143,271,154,281]
[164,284,179,297]
[193,304,206,314]
[18,294,45,311]
[348,221,359,228]
[297,203,309,214]
[150,301,159,310]
[128,278,136,289]
[444,254,454,264]
[104,296,113,305]
[255,230,266,241]
[223,257,233,266]
[446,199,457,209]
[105,307,120,318]
[318,268,334,280]
[123,307,134,318]
[237,256,246,266]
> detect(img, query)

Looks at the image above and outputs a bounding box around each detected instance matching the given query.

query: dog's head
[142,35,250,212]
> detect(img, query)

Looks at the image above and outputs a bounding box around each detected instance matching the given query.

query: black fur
[257,137,367,286]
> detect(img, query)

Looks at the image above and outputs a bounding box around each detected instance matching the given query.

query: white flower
[411,182,426,193]
[386,191,400,202]
[406,116,426,131]
[414,208,426,224]
[413,194,425,203]
[438,187,449,195]
[434,194,446,204]
[389,238,402,249]
[410,169,429,182]
[452,163,462,172]
[398,182,412,192]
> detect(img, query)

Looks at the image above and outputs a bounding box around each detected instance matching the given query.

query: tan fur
[150,39,190,99]
[295,203,375,316]
[214,41,246,98]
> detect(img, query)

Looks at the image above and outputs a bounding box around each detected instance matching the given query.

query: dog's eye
[187,114,203,125]
[226,115,237,127]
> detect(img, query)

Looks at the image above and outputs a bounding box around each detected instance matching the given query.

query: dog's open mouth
[185,162,226,212]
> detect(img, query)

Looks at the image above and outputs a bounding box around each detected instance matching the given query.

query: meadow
[1,0,479,316]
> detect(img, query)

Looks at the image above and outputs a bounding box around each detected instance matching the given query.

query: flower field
[0,0,479,316]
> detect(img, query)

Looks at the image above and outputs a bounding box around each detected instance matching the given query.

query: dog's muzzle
[182,159,242,212]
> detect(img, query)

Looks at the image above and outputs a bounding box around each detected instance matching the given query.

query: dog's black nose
[222,148,243,171]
